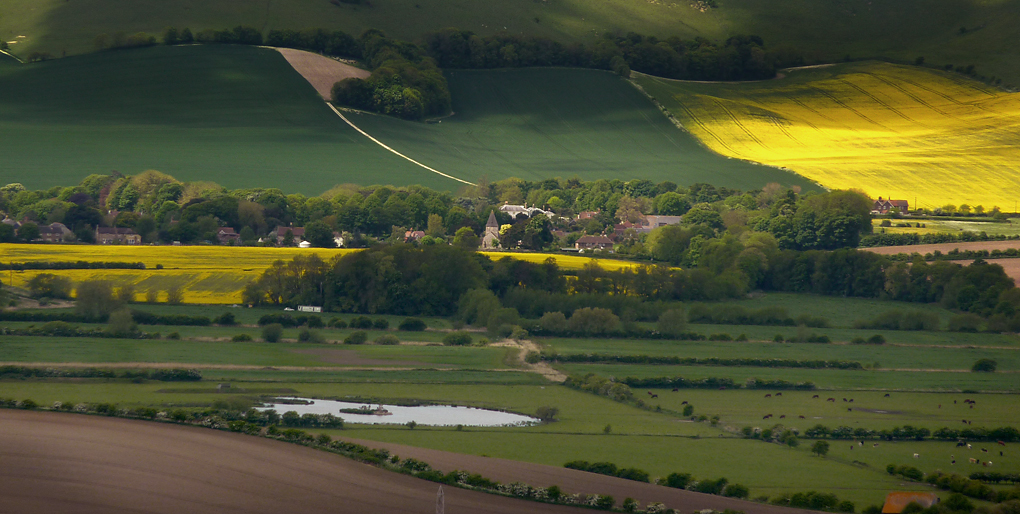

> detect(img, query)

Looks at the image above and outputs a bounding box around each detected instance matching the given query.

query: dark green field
[0,45,815,193]
[5,0,1020,83]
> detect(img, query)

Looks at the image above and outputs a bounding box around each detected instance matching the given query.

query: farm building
[216,227,239,244]
[881,492,939,514]
[95,227,141,245]
[37,223,72,243]
[270,227,305,246]
[481,211,500,249]
[404,230,426,242]
[872,197,909,214]
[576,235,614,251]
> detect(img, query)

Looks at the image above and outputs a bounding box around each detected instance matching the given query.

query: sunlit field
[637,62,1020,209]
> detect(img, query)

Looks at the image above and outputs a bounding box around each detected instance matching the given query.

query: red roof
[882,492,939,514]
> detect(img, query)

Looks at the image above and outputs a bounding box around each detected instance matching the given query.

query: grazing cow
[951,460,956,464]
[650,394,658,399]
[913,453,919,458]
[969,458,978,463]
[843,398,848,402]
[998,441,1007,446]
[849,399,854,403]
[874,443,879,447]
[672,388,679,392]
[981,448,988,452]
[765,394,772,398]
[812,395,820,399]
[681,401,688,405]
[884,393,891,397]
[827,398,836,402]
[1001,452,1004,457]
[988,461,993,466]
[763,414,772,420]
[859,441,864,446]
[954,400,957,404]
[848,408,852,412]
[963,420,968,424]
[647,391,654,396]
[967,444,973,449]
[850,446,854,450]
[983,461,989,467]
[780,415,786,419]
[956,441,967,447]
[799,415,806,419]
[938,405,941,409]
[776,393,782,396]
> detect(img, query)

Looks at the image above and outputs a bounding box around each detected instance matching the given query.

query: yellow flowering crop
[636,62,1020,209]
[1,245,644,304]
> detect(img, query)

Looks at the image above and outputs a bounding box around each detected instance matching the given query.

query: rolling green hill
[3,0,1019,84]
[0,45,814,193]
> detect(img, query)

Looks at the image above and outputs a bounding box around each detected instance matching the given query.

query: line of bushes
[859,232,1018,248]
[803,424,1020,442]
[687,304,830,328]
[0,261,146,270]
[0,366,201,381]
[924,471,1020,503]
[0,309,216,326]
[545,352,863,370]
[969,472,1020,484]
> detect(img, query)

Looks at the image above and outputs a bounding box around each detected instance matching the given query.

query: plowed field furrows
[0,409,590,514]
[636,62,1020,209]
[0,244,645,304]
[865,240,1020,255]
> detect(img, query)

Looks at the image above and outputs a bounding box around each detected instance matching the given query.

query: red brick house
[575,235,614,251]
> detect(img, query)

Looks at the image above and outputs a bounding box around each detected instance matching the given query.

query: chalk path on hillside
[325,102,476,186]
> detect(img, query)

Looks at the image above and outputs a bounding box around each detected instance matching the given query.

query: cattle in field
[812,395,819,398]
[913,453,919,458]
[764,394,772,398]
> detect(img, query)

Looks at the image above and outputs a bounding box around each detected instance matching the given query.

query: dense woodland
[105,25,800,120]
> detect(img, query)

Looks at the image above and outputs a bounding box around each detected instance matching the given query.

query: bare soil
[490,339,567,382]
[0,409,591,514]
[954,258,1020,284]
[347,438,822,514]
[865,240,1020,255]
[276,48,370,99]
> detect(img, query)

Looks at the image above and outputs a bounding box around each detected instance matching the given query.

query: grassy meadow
[5,0,1020,85]
[0,244,644,304]
[636,62,1020,210]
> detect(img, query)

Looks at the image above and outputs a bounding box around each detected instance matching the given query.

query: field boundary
[324,102,475,186]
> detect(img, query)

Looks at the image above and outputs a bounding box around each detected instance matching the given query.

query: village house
[576,210,600,221]
[95,227,141,245]
[404,230,426,243]
[575,234,614,251]
[872,197,909,214]
[216,227,239,245]
[37,222,72,243]
[270,226,305,246]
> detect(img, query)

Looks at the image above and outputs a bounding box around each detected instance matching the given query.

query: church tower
[480,211,499,249]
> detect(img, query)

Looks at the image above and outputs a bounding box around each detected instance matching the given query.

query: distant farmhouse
[96,227,141,244]
[575,235,614,251]
[872,197,909,214]
[612,214,682,240]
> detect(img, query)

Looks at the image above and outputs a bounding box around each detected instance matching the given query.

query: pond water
[257,397,539,427]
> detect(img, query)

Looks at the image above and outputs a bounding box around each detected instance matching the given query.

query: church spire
[486,211,498,227]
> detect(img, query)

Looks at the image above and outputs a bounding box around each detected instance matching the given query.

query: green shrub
[298,328,325,343]
[398,318,427,331]
[374,334,400,345]
[949,313,982,332]
[373,318,389,329]
[443,331,472,346]
[306,315,324,328]
[262,323,284,343]
[708,333,733,341]
[231,333,253,342]
[723,483,750,499]
[214,312,236,325]
[328,317,348,328]
[867,334,886,344]
[972,358,997,372]
[344,331,368,345]
[349,316,373,329]
[535,406,559,422]
[167,331,181,340]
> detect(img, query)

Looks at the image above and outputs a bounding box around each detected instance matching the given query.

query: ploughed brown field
[0,410,818,514]
[865,240,1020,255]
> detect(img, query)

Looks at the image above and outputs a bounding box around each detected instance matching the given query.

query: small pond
[258,397,539,427]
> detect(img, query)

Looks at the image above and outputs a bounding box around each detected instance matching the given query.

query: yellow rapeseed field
[0,245,644,304]
[636,62,1020,209]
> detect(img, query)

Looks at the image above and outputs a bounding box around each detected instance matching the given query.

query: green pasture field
[4,0,1019,83]
[0,335,510,369]
[540,336,1020,372]
[201,369,546,384]
[0,45,814,192]
[619,388,1020,432]
[716,292,964,330]
[0,45,454,193]
[348,68,815,190]
[556,364,1020,392]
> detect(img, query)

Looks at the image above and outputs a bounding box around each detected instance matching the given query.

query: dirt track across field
[0,409,590,514]
[276,48,370,99]
[347,438,821,514]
